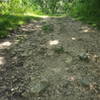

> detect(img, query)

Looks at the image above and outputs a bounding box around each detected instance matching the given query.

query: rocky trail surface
[0,17,100,100]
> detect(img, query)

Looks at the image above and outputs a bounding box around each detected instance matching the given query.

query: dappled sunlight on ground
[81,26,95,33]
[0,41,12,49]
[0,56,5,65]
[21,28,31,32]
[84,29,90,32]
[36,25,41,28]
[71,37,76,40]
[16,34,28,38]
[23,13,49,19]
[0,41,12,67]
[84,29,95,33]
[36,25,42,28]
[68,76,76,81]
[36,25,42,30]
[14,34,28,44]
[41,16,49,19]
[48,40,59,46]
[21,22,42,32]
[23,13,43,17]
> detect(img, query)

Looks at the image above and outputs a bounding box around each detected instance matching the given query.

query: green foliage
[0,0,38,15]
[30,0,67,14]
[67,0,100,28]
[0,14,40,38]
[0,0,32,14]
[0,31,8,38]
[69,0,100,16]
[0,0,100,17]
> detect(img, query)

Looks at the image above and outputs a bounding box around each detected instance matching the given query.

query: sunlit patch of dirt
[0,56,5,65]
[71,37,76,40]
[0,41,12,49]
[80,26,96,33]
[48,40,59,46]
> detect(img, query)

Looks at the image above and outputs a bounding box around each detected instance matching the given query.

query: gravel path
[0,17,100,100]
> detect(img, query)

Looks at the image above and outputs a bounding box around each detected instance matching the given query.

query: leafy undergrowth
[74,16,100,29]
[68,0,100,29]
[0,14,41,38]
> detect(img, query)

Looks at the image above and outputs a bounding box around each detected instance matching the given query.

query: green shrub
[0,31,8,38]
[68,0,100,28]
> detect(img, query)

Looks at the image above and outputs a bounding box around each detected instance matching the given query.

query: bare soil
[0,17,100,100]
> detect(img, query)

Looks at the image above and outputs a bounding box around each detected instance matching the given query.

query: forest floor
[0,16,100,100]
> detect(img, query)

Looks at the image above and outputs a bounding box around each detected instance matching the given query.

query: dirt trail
[0,17,100,100]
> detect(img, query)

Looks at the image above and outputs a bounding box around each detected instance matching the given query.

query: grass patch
[75,16,100,29]
[54,46,65,54]
[42,24,54,33]
[0,14,41,38]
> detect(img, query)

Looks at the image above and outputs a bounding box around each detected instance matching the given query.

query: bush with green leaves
[0,0,33,14]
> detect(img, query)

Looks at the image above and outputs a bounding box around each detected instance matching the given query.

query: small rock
[91,54,99,63]
[79,79,90,87]
[64,56,73,63]
[79,53,89,62]
[30,81,49,93]
[23,79,49,97]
